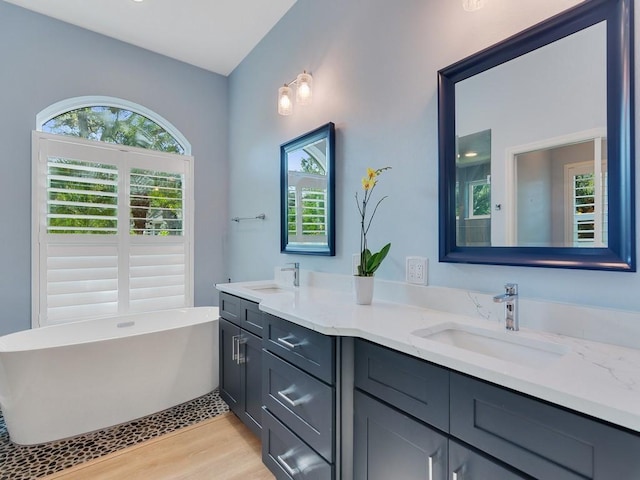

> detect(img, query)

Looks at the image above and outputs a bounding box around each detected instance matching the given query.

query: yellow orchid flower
[355,166,392,278]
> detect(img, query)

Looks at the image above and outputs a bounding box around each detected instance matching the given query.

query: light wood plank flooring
[42,413,275,480]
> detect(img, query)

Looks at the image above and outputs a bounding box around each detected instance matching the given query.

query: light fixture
[462,0,486,11]
[277,70,313,116]
[278,85,293,116]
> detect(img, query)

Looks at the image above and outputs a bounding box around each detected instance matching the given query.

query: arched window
[36,96,191,154]
[33,97,194,327]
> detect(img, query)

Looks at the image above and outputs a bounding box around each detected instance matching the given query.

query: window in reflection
[286,138,328,244]
[456,129,491,246]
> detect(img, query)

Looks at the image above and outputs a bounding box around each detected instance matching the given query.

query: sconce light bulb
[298,83,311,101]
[296,71,313,105]
[278,85,293,115]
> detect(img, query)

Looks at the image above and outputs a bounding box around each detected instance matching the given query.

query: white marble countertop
[216,278,640,433]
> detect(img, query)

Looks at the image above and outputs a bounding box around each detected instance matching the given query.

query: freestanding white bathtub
[0,307,218,445]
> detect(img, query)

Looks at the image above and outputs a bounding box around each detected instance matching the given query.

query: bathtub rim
[0,306,219,353]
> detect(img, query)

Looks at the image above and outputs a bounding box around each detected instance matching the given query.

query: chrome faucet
[493,283,519,331]
[281,262,300,287]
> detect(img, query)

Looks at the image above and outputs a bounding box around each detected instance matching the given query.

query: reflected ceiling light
[278,70,313,116]
[462,0,486,11]
[464,151,478,157]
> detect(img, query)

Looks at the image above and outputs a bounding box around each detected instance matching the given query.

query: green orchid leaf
[364,243,391,275]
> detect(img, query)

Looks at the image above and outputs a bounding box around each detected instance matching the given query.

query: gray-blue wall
[227,0,640,313]
[3,0,640,336]
[0,1,229,335]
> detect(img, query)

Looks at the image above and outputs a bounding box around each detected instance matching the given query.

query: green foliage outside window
[44,107,185,235]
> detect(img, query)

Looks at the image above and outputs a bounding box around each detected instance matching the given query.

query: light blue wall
[0,2,229,335]
[228,0,640,313]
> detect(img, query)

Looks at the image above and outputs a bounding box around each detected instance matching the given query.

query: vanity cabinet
[219,292,263,436]
[262,313,337,480]
[354,339,640,480]
[354,389,449,480]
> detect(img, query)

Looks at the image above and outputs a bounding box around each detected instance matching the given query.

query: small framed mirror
[438,0,635,271]
[281,122,336,255]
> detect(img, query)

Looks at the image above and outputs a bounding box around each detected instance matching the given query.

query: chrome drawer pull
[452,467,463,480]
[428,454,434,480]
[277,335,304,349]
[277,454,300,476]
[277,386,311,408]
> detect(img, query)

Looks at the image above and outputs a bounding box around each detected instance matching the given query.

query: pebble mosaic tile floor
[0,389,229,480]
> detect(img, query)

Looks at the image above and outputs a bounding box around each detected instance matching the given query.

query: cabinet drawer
[451,373,640,479]
[264,314,335,384]
[263,350,334,462]
[449,440,528,480]
[262,408,333,480]
[219,292,242,324]
[242,298,264,336]
[354,339,449,432]
[219,292,263,337]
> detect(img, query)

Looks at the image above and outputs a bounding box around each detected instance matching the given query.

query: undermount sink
[412,322,569,368]
[245,284,291,294]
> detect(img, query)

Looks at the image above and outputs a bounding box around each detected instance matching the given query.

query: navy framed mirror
[438,0,635,271]
[281,122,336,255]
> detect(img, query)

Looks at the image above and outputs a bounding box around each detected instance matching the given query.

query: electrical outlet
[406,256,428,285]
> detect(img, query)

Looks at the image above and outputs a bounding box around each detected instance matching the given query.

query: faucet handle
[504,283,518,295]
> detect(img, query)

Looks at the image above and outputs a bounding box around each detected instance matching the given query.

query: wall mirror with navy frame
[438,0,635,271]
[281,122,336,256]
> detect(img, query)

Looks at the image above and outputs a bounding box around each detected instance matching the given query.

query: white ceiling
[4,0,297,76]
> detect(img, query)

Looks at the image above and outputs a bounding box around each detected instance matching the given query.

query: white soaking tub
[0,307,218,445]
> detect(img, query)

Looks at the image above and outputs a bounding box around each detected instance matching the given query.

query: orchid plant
[355,166,391,277]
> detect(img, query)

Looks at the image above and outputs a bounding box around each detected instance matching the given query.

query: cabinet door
[219,318,242,412]
[451,373,640,479]
[240,329,263,436]
[354,390,448,480]
[449,440,528,480]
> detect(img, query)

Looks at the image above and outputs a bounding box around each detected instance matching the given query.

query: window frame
[36,96,191,155]
[32,132,194,328]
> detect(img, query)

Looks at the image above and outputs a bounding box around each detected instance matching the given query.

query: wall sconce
[462,0,486,11]
[278,70,313,116]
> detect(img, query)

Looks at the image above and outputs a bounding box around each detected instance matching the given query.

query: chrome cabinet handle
[428,454,434,480]
[276,454,300,476]
[236,336,247,365]
[276,335,303,349]
[231,335,239,361]
[277,386,311,408]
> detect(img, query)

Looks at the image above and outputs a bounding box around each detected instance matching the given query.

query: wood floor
[42,413,275,480]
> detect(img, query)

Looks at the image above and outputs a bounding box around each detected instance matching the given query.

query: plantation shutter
[33,132,193,327]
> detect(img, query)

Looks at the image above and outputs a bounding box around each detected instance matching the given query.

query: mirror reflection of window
[287,139,328,245]
[513,135,607,248]
[456,129,491,246]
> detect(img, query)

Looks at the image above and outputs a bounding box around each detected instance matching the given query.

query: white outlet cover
[406,256,428,285]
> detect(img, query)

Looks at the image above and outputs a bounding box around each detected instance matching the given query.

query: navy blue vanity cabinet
[450,373,640,479]
[219,292,263,437]
[448,440,528,480]
[262,313,337,480]
[354,389,449,480]
[354,339,640,480]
